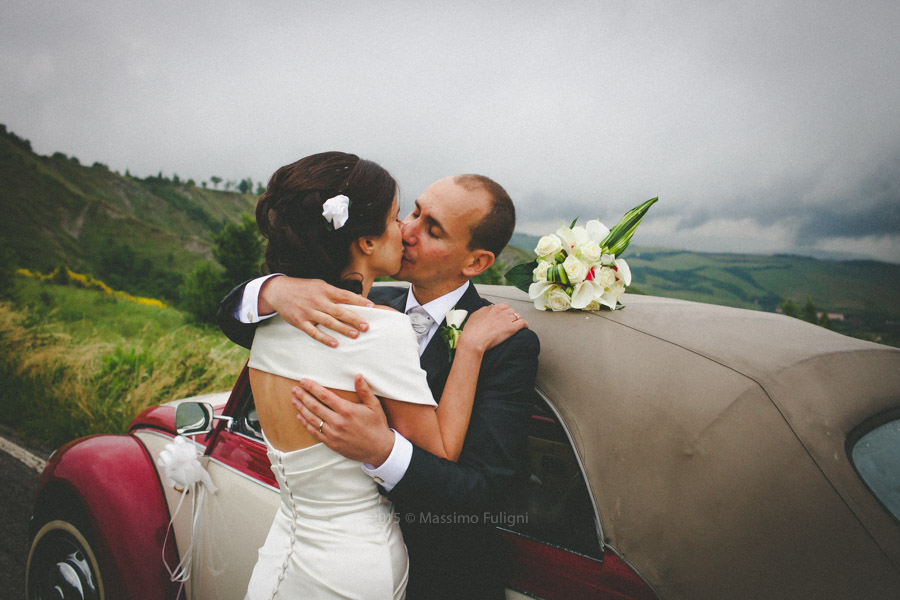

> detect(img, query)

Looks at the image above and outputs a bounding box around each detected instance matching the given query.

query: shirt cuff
[362,430,412,492]
[237,274,282,323]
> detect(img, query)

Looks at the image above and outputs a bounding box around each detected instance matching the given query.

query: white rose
[600,253,615,266]
[577,241,603,264]
[533,260,550,282]
[534,234,562,258]
[547,288,572,312]
[595,266,617,288]
[562,255,589,284]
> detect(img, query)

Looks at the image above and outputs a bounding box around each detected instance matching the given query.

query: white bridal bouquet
[506,197,657,311]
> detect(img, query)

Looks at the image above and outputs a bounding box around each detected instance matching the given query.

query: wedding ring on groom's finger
[318,419,324,433]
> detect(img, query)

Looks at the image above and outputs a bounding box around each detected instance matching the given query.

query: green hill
[2,125,897,345]
[0,124,256,298]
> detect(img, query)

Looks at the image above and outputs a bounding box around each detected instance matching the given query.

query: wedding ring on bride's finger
[318,419,324,433]
[513,313,520,320]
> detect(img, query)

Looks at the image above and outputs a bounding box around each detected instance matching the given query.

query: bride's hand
[260,276,375,347]
[457,304,528,354]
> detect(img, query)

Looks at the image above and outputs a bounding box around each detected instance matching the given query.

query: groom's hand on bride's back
[291,375,395,467]
[260,276,375,347]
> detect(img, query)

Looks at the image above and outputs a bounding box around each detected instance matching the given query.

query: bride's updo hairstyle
[256,152,397,293]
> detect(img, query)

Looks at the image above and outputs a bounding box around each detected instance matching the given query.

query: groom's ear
[461,250,494,278]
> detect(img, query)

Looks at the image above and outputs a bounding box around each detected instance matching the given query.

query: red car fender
[34,433,181,599]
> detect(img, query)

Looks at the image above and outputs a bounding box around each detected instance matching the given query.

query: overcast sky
[2,1,899,262]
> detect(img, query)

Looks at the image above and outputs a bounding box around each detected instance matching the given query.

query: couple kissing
[218,152,540,600]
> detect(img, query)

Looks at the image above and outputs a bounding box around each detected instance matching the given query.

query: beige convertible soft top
[478,286,900,600]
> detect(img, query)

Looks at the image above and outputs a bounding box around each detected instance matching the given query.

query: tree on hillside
[1,125,32,152]
[802,297,818,324]
[780,298,798,318]
[779,297,832,330]
[182,213,264,323]
[213,214,264,287]
[181,263,226,323]
[210,176,222,189]
[238,178,253,194]
[256,183,266,195]
[92,240,183,301]
[0,239,17,298]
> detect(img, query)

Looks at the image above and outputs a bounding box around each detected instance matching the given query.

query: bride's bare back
[249,369,359,452]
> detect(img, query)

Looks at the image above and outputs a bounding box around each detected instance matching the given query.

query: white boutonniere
[439,308,468,363]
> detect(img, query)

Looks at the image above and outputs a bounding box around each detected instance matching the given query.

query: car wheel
[25,519,105,600]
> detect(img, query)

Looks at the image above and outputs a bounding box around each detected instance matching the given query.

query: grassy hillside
[0,276,247,448]
[0,124,256,283]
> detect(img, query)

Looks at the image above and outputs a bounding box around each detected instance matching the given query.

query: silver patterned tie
[407,306,435,345]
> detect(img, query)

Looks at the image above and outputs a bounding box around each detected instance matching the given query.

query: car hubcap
[28,530,100,600]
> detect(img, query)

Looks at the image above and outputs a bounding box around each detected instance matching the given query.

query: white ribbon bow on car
[157,436,218,591]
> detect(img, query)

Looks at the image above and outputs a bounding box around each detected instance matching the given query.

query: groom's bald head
[397,175,514,303]
[453,174,516,256]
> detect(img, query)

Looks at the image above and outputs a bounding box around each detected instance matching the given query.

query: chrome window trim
[534,388,606,553]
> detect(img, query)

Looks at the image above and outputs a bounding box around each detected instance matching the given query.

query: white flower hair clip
[322,194,351,230]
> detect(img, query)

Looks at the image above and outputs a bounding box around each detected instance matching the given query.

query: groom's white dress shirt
[237,276,470,491]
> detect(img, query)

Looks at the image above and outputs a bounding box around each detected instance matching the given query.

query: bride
[243,152,526,599]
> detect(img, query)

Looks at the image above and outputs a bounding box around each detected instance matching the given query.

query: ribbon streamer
[157,436,218,596]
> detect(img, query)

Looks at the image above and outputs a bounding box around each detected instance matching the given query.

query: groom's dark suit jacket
[218,282,540,600]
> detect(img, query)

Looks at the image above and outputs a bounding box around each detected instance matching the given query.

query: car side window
[849,412,900,521]
[502,396,602,559]
[233,386,263,440]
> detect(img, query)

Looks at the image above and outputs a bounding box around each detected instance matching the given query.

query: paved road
[0,426,52,598]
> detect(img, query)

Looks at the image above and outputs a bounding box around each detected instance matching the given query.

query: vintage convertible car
[27,286,900,599]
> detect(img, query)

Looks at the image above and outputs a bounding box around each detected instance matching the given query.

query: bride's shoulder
[335,304,406,324]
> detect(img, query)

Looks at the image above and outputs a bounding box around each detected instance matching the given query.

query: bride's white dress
[244,307,435,600]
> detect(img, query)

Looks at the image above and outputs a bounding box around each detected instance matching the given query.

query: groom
[218,174,539,599]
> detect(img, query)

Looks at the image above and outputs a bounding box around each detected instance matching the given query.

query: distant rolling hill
[0,124,256,285]
[3,124,898,345]
[507,233,900,347]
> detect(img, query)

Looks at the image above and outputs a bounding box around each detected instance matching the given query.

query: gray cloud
[3,1,900,261]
